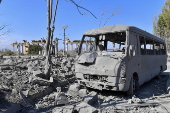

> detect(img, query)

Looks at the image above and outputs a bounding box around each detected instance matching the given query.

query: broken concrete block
[76,102,98,113]
[55,92,68,105]
[33,70,44,78]
[79,89,87,97]
[32,77,52,86]
[19,90,29,98]
[127,95,143,104]
[67,83,80,97]
[12,88,17,94]
[3,59,13,64]
[28,66,33,73]
[62,105,74,113]
[27,61,33,67]
[53,105,74,113]
[83,91,98,105]
[52,107,63,113]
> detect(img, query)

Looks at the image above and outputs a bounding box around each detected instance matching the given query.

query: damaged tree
[43,0,97,78]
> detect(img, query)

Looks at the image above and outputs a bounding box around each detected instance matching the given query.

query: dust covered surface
[0,55,170,113]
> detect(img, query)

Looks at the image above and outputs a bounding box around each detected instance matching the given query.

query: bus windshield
[80,32,126,53]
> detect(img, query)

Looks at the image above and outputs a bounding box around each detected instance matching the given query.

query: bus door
[126,31,140,78]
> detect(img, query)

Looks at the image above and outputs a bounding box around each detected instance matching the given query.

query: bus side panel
[126,31,140,86]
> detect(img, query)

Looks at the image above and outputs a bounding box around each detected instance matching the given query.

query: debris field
[0,55,170,113]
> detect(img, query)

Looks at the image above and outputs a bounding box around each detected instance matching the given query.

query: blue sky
[0,0,166,50]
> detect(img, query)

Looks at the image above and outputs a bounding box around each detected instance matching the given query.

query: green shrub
[28,45,42,55]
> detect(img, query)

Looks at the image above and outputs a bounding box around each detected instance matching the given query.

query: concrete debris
[128,95,143,104]
[19,90,29,98]
[55,92,68,105]
[33,70,45,78]
[83,91,98,105]
[79,89,87,97]
[67,83,80,97]
[52,105,74,113]
[12,88,18,94]
[3,59,13,64]
[75,102,98,113]
[31,77,52,86]
[1,55,170,113]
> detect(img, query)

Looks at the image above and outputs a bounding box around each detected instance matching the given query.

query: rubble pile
[0,55,170,113]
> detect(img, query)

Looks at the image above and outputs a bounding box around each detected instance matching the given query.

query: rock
[83,91,98,105]
[79,89,87,97]
[28,66,33,73]
[3,59,13,64]
[33,70,45,78]
[130,95,143,104]
[67,83,80,97]
[52,105,74,113]
[76,102,98,113]
[48,92,57,100]
[52,107,63,113]
[55,92,68,105]
[12,88,17,94]
[19,90,29,98]
[32,77,52,86]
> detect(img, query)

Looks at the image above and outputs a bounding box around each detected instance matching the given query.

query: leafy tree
[153,0,170,44]
[28,45,42,55]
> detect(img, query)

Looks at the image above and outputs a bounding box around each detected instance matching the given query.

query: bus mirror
[129,45,135,57]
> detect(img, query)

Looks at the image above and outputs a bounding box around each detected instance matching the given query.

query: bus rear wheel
[157,66,163,79]
[127,77,135,96]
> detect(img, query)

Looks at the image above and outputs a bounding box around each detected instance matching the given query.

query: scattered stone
[128,95,143,104]
[76,102,98,113]
[83,91,98,105]
[52,105,74,113]
[3,59,13,64]
[32,77,52,86]
[12,88,17,94]
[67,83,80,97]
[33,70,45,78]
[79,89,87,97]
[55,92,68,105]
[19,90,29,98]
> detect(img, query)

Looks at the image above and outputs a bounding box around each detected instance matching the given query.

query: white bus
[75,25,167,95]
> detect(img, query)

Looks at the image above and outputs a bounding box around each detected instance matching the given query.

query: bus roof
[83,25,165,42]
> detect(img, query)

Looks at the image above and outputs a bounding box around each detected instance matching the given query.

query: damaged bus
[75,25,167,95]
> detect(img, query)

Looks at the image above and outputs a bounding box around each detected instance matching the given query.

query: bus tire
[126,77,134,96]
[157,66,163,79]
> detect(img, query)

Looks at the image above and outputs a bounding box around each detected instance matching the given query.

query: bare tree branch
[69,0,97,19]
[0,29,11,36]
[0,23,12,37]
[103,8,119,27]
[99,7,109,27]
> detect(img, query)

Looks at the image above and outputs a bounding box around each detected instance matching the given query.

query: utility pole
[61,25,68,55]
